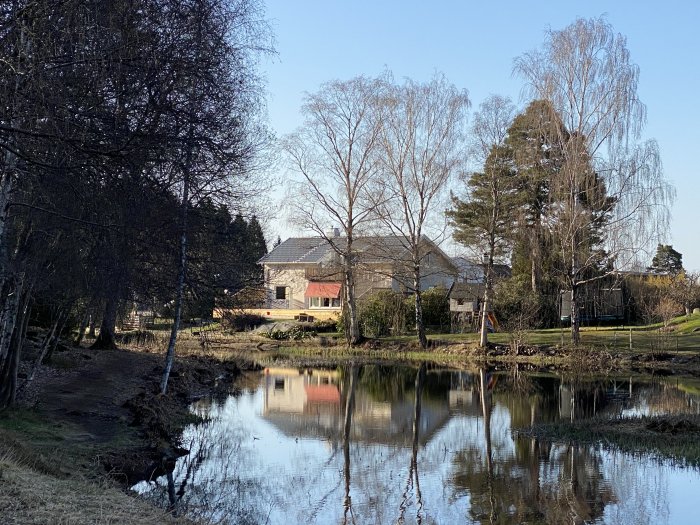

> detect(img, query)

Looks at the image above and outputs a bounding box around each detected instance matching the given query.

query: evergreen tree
[448,95,518,347]
[505,100,564,300]
[246,215,267,284]
[449,146,520,346]
[649,244,683,274]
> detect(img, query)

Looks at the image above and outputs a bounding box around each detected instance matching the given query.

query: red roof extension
[304,282,342,298]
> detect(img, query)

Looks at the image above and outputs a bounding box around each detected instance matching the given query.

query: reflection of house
[445,370,499,417]
[258,233,458,311]
[260,367,451,446]
[263,367,341,415]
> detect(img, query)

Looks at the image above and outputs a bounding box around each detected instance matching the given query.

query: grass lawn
[381,312,700,352]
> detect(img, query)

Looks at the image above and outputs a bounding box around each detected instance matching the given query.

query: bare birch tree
[374,74,469,348]
[448,95,518,347]
[515,17,674,344]
[284,76,385,345]
[160,0,272,394]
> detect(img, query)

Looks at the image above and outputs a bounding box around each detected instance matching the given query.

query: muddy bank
[0,338,254,522]
[243,334,700,376]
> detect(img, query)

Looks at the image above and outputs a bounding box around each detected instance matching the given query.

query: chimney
[326,227,340,238]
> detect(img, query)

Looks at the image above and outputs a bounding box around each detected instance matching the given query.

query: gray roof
[451,256,511,280]
[258,237,332,264]
[449,282,484,300]
[260,235,457,270]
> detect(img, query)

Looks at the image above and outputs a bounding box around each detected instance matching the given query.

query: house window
[308,296,342,308]
[275,286,286,300]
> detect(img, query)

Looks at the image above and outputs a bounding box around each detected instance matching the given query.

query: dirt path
[9,340,243,488]
[27,347,157,442]
[1,340,247,524]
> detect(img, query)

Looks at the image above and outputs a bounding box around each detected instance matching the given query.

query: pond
[134,363,700,524]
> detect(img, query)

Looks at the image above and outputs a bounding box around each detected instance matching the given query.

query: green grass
[381,312,700,352]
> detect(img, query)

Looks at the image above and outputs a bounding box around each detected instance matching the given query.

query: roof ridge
[294,238,328,263]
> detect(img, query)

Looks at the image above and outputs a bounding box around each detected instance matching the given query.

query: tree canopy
[649,244,683,274]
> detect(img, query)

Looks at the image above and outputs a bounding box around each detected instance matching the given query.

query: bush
[358,290,408,338]
[262,324,315,340]
[357,287,450,337]
[418,287,450,330]
[493,277,554,329]
[220,311,267,332]
[312,318,339,333]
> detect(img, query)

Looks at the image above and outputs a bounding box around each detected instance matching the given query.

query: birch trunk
[342,252,361,345]
[414,265,428,349]
[160,166,190,395]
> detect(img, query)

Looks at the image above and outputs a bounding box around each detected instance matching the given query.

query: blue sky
[260,0,699,271]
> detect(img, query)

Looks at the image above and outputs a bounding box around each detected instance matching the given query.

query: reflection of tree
[451,369,615,524]
[359,364,416,402]
[397,362,426,524]
[539,444,615,524]
[136,401,277,525]
[342,364,358,525]
[479,368,496,524]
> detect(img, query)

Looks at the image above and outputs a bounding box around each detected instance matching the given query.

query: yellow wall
[214,308,340,321]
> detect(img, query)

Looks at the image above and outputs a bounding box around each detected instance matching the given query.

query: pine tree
[649,244,683,274]
[246,215,267,284]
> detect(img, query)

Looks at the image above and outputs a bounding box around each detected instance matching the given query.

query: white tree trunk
[161,170,190,395]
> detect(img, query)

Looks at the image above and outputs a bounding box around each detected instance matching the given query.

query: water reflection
[134,365,700,524]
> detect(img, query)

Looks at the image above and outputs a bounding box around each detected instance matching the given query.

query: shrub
[312,318,339,333]
[262,325,315,340]
[356,287,451,337]
[418,287,450,330]
[220,311,267,332]
[358,290,408,338]
[493,277,552,329]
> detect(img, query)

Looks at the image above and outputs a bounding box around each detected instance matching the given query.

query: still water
[136,363,700,524]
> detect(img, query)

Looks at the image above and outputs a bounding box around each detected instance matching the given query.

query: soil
[1,336,252,523]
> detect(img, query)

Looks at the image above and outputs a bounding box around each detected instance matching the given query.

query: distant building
[258,234,458,311]
[451,255,511,283]
[448,257,511,331]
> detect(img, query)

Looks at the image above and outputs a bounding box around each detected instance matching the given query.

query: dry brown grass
[0,452,192,524]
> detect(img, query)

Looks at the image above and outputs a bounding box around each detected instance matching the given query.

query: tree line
[284,17,674,349]
[0,0,272,408]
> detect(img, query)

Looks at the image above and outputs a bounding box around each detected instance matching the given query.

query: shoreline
[0,340,248,524]
[2,328,699,522]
